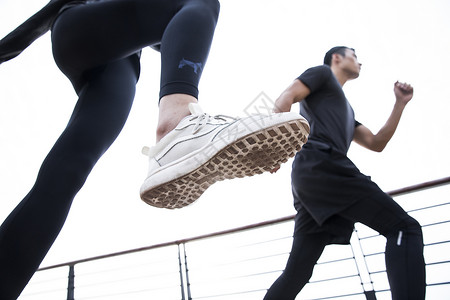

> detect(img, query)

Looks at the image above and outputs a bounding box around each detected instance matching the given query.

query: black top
[291,65,374,244]
[298,65,358,154]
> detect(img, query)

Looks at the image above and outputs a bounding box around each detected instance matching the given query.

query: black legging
[264,194,426,300]
[0,0,219,299]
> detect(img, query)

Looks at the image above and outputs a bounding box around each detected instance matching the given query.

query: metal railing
[19,177,450,300]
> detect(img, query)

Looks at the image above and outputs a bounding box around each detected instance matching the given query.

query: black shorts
[291,144,407,244]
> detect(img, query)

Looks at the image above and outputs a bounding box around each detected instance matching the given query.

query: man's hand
[354,81,414,152]
[394,81,414,105]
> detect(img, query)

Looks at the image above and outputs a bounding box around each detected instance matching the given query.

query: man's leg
[263,232,330,300]
[157,0,220,140]
[52,0,219,140]
[0,58,138,299]
[340,192,426,300]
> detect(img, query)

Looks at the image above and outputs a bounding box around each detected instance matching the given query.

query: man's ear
[332,53,342,65]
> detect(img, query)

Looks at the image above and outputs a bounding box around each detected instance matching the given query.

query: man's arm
[273,79,311,113]
[269,79,311,173]
[353,81,413,152]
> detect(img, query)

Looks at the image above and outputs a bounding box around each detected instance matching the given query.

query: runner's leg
[340,193,426,300]
[0,57,138,299]
[264,232,331,300]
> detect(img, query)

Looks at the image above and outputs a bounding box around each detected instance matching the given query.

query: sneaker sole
[140,118,309,209]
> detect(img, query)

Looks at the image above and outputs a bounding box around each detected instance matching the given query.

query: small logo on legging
[178,58,203,74]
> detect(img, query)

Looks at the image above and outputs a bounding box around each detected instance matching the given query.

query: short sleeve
[297,65,332,94]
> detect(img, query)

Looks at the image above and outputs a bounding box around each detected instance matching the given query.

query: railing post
[183,245,192,300]
[364,290,377,300]
[67,264,75,300]
[352,228,377,300]
[177,244,186,300]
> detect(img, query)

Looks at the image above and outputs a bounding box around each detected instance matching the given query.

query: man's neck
[330,66,348,87]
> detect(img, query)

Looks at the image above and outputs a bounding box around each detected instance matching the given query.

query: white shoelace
[190,113,237,134]
[142,113,237,157]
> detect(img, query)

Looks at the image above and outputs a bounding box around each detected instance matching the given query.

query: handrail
[387,176,450,196]
[38,176,450,272]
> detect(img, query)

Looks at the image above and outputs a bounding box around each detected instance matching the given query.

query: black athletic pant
[0,0,219,299]
[264,193,426,300]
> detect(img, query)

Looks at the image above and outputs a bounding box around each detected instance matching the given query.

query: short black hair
[323,46,354,66]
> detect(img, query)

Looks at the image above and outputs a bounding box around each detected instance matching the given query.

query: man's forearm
[373,101,407,150]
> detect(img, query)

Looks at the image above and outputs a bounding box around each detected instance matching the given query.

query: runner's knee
[203,0,220,18]
[385,216,423,242]
[188,0,220,21]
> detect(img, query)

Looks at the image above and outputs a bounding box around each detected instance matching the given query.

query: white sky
[0,0,449,268]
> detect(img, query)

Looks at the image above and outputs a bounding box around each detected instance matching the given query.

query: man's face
[340,48,362,79]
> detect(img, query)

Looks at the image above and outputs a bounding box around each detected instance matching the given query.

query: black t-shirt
[298,65,359,154]
[291,65,372,243]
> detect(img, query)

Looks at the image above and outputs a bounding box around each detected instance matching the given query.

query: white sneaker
[140,103,309,209]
